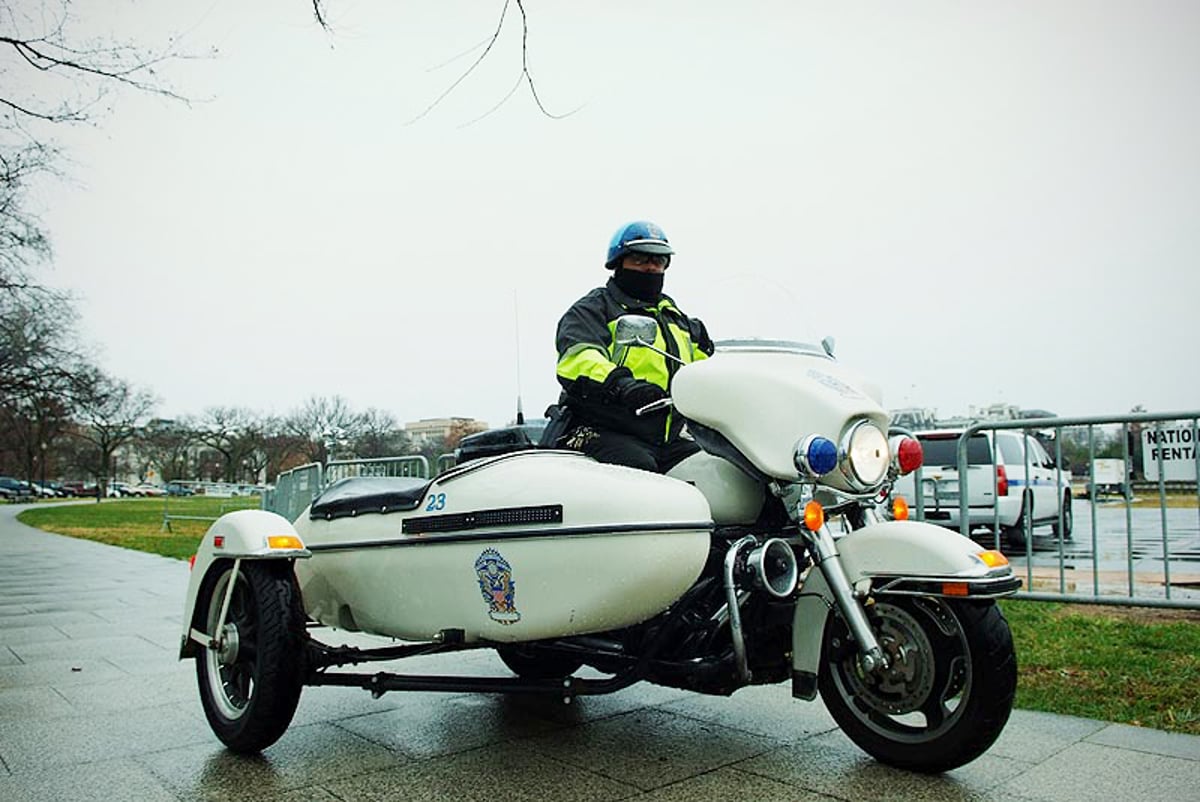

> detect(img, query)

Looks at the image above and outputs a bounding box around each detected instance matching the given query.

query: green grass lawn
[1000,599,1199,734]
[17,496,259,560]
[14,498,1200,735]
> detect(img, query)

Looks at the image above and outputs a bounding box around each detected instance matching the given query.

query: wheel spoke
[919,695,949,729]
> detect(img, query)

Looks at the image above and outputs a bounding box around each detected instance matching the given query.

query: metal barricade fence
[323,456,429,484]
[926,410,1200,610]
[264,457,432,522]
[265,463,325,524]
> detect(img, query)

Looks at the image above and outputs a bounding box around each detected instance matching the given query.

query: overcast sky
[31,0,1200,428]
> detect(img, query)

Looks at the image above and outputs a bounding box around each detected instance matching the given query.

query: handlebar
[634,398,675,417]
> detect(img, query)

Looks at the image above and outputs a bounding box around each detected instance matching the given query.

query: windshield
[682,273,828,353]
[715,338,828,356]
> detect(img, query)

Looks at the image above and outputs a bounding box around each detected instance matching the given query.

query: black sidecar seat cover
[309,476,432,520]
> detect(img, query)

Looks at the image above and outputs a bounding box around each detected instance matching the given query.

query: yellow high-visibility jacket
[555,279,714,443]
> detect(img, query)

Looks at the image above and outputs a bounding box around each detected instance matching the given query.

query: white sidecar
[182,450,712,652]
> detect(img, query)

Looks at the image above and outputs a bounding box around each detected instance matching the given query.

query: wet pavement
[1,503,1197,801]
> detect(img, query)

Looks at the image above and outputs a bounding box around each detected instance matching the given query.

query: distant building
[404,417,488,444]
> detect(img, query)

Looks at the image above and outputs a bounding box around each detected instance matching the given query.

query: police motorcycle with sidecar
[180,315,1021,773]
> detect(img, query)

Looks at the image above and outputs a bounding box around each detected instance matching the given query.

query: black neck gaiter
[613,267,664,302]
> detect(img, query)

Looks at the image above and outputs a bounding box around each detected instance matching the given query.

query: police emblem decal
[474,548,521,624]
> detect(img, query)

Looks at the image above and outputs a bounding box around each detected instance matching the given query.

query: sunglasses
[626,253,670,267]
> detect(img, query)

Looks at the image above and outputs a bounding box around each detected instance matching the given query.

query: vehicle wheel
[496,643,583,679]
[1052,494,1073,540]
[1003,492,1032,550]
[818,596,1017,773]
[195,561,306,753]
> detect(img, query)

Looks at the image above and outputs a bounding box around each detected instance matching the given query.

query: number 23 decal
[425,493,447,511]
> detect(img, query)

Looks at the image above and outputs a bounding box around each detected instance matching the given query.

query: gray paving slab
[993,741,1200,800]
[1,502,1198,801]
[137,723,405,802]
[0,757,180,802]
[320,741,638,802]
[523,706,782,791]
[0,685,76,720]
[632,766,842,801]
[1086,721,1200,760]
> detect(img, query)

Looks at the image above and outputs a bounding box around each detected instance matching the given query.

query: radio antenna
[513,291,524,424]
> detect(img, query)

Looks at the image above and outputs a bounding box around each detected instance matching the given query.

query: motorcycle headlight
[840,420,890,489]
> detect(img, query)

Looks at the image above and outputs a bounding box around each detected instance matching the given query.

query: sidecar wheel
[818,597,1016,773]
[195,561,306,753]
[496,644,584,679]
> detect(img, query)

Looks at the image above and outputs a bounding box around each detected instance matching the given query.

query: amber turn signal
[976,549,1009,568]
[803,500,825,531]
[267,535,305,551]
[892,496,910,521]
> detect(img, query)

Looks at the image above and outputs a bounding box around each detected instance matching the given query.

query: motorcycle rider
[552,220,714,472]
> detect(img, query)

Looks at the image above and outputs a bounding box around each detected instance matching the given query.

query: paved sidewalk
[1,503,1197,801]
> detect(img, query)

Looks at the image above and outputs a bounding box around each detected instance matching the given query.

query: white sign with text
[1141,425,1198,481]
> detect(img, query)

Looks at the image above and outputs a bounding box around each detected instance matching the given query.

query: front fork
[797,509,886,674]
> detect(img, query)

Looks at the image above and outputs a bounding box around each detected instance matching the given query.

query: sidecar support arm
[306,669,641,703]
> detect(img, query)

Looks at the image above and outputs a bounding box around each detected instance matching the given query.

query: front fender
[790,519,1018,699]
[179,510,310,658]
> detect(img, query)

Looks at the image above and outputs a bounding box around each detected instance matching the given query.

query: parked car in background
[133,484,166,497]
[0,476,34,501]
[23,481,58,498]
[164,482,195,496]
[891,429,1072,549]
[61,481,99,498]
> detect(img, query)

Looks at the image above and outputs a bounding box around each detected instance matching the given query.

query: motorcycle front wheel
[195,560,306,753]
[818,596,1016,773]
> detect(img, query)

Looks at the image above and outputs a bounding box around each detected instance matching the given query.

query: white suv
[892,429,1073,549]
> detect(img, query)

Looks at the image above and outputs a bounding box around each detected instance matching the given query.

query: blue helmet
[605,220,674,268]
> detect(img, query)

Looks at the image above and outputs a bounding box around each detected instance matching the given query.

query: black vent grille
[402,504,563,535]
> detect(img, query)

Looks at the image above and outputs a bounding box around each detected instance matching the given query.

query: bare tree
[194,406,270,483]
[1,1,196,281]
[0,280,86,407]
[257,416,307,481]
[140,418,197,483]
[284,395,364,464]
[445,418,488,451]
[351,407,409,459]
[70,371,156,500]
[310,0,573,125]
[1,3,195,487]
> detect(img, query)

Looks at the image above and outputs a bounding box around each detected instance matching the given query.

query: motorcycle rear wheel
[818,596,1016,773]
[195,561,306,753]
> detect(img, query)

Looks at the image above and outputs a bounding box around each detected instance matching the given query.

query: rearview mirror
[614,315,659,347]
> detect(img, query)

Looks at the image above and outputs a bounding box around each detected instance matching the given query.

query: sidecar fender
[790,520,1019,699]
[179,510,310,658]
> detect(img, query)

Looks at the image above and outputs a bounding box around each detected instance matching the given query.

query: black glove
[622,380,667,412]
[600,367,667,410]
[603,368,667,413]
